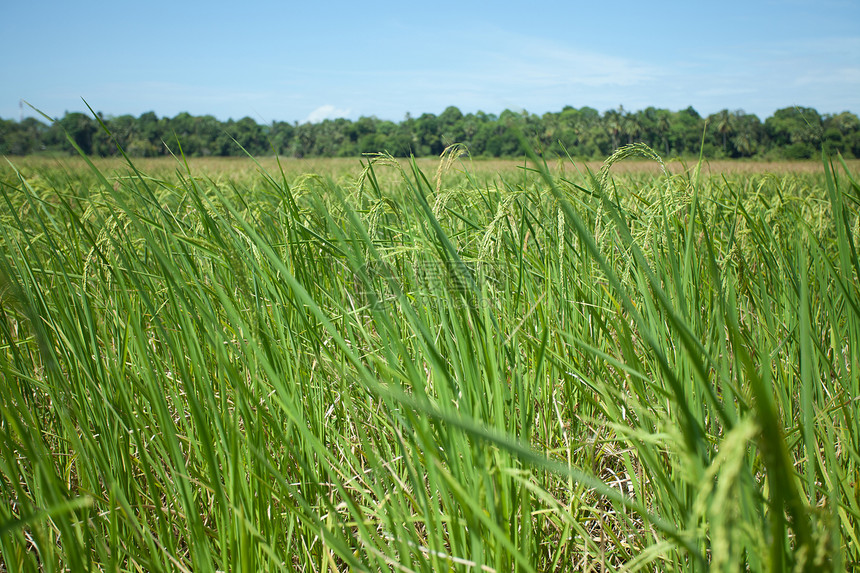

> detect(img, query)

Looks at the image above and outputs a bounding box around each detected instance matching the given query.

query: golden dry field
[7,154,858,180]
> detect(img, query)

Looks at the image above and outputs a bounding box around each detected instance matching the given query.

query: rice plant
[0,137,857,571]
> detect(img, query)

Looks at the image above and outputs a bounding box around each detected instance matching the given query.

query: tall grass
[0,137,858,571]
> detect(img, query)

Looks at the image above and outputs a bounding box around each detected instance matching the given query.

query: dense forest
[2,105,858,159]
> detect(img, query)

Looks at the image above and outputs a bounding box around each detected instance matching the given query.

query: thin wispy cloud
[477,34,662,89]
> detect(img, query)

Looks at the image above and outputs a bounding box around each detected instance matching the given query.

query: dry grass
[7,154,857,182]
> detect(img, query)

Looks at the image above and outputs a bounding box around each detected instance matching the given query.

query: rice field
[0,145,858,571]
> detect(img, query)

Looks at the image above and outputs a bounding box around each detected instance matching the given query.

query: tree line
[2,105,858,160]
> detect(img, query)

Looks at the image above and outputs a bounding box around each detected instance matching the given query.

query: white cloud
[303,104,351,123]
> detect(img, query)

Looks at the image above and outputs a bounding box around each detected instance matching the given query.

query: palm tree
[733,132,753,157]
[657,112,671,156]
[622,113,640,145]
[604,108,622,151]
[717,109,733,154]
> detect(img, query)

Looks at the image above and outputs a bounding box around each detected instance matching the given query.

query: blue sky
[2,0,858,124]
